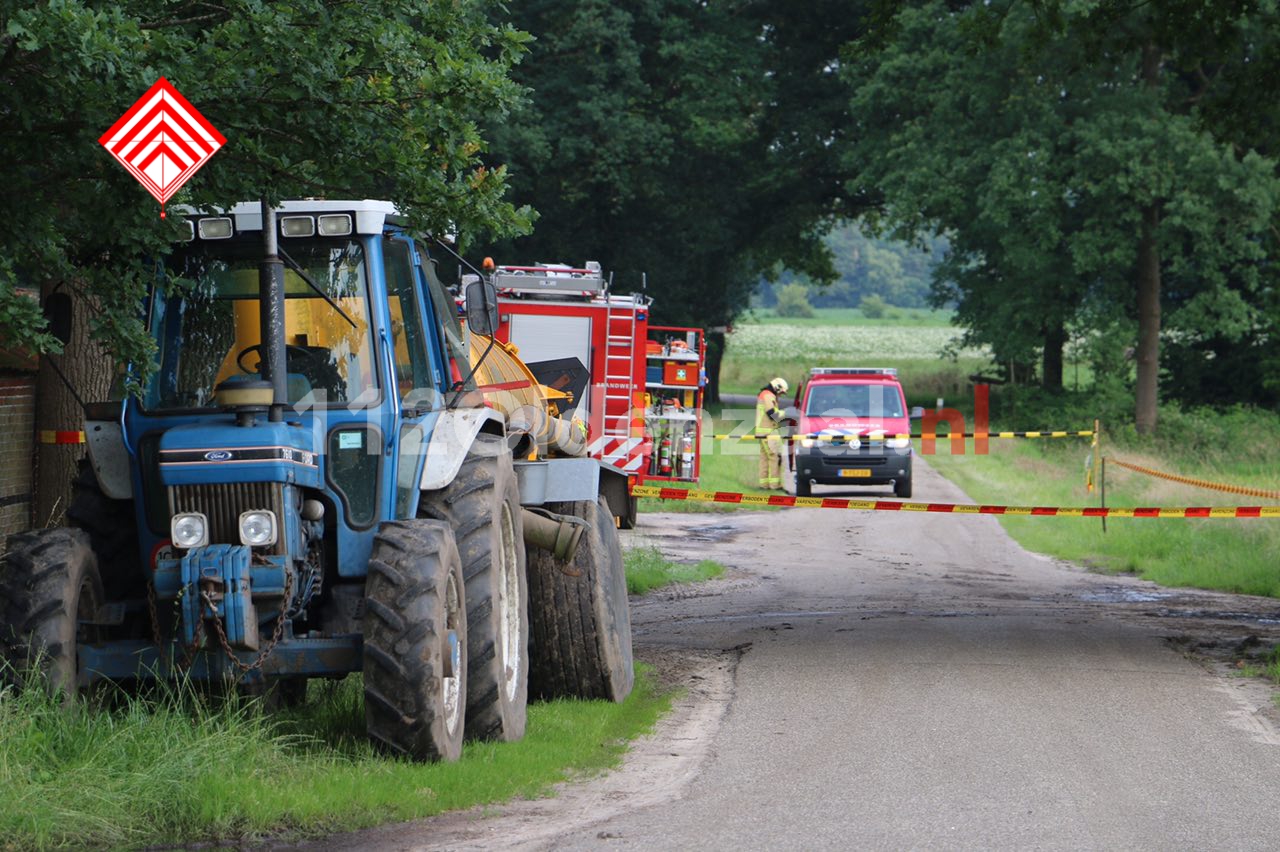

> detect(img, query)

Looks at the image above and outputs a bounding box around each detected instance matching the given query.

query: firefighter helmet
[769,377,789,395]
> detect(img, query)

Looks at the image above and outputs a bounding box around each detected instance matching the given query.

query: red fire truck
[486,263,704,527]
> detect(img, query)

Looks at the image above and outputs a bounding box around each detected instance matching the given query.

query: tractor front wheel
[418,433,528,743]
[362,520,467,761]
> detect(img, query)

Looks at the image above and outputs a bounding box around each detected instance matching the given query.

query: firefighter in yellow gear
[756,377,789,489]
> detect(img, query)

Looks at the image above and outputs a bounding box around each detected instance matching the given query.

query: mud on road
[303,459,1280,851]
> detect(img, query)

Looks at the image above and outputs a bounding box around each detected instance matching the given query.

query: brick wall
[0,372,35,537]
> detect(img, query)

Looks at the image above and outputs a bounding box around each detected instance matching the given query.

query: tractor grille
[168,482,287,554]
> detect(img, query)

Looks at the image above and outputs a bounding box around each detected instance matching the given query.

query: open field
[746,306,954,326]
[719,311,990,404]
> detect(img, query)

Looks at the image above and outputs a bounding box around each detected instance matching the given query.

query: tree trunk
[704,330,725,406]
[1134,42,1164,436]
[34,284,114,526]
[1134,203,1161,435]
[1041,320,1066,391]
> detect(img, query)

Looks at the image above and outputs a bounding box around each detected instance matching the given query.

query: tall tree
[841,1,1278,426]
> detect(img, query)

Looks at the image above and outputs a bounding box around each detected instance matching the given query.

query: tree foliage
[483,0,873,320]
[840,0,1279,430]
[0,0,532,381]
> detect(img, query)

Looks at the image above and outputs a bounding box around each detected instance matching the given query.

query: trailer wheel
[527,496,633,702]
[67,458,142,601]
[418,433,528,742]
[363,521,467,761]
[0,528,104,699]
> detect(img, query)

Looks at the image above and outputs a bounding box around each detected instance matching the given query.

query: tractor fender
[84,419,132,500]
[419,407,507,491]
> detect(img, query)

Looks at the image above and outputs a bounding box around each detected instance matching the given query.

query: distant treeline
[755,226,949,310]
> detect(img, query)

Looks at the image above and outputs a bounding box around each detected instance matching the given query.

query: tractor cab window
[146,237,378,411]
[383,238,440,409]
[418,244,473,391]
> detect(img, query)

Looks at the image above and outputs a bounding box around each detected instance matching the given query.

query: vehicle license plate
[839,469,871,478]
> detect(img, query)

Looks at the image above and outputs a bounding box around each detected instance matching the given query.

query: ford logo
[204,450,233,461]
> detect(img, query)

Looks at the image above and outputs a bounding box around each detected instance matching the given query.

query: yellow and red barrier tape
[712,431,1094,441]
[1107,457,1280,500]
[629,485,1280,518]
[38,430,85,445]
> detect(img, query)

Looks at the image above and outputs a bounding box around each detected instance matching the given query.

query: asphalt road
[311,457,1280,851]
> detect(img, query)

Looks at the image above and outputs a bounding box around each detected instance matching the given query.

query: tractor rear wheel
[362,520,467,761]
[67,459,142,601]
[527,496,633,702]
[0,528,104,699]
[418,433,528,742]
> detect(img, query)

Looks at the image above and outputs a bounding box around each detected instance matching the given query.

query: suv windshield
[805,383,904,418]
[145,236,377,411]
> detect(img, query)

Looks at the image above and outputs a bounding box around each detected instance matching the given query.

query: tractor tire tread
[418,434,528,743]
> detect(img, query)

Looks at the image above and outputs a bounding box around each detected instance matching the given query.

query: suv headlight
[239,510,278,547]
[171,512,209,549]
[886,437,911,449]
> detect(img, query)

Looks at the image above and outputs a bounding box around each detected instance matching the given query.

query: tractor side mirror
[43,292,73,346]
[465,278,499,336]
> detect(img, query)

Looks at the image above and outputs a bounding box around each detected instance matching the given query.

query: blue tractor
[0,200,634,761]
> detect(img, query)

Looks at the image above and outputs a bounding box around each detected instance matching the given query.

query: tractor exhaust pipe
[260,199,287,422]
[522,508,588,562]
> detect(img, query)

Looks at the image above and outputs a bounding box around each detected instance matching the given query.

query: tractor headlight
[238,510,278,547]
[171,512,209,549]
[886,437,911,449]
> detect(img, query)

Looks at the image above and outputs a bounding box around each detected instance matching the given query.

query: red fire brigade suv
[789,367,914,498]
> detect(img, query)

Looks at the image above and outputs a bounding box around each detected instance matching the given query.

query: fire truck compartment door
[509,314,592,394]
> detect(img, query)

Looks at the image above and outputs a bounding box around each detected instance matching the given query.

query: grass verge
[0,667,669,848]
[624,544,725,595]
[924,425,1280,597]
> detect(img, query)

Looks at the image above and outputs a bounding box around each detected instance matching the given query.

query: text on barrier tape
[38,430,85,445]
[1107,457,1280,500]
[712,431,1094,442]
[629,485,1280,519]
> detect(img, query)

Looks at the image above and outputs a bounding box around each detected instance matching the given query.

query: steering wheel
[236,343,312,375]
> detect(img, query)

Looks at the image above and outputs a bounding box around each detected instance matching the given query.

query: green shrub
[773,283,815,318]
[859,294,889,319]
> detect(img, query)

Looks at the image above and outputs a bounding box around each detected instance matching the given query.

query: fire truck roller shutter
[508,314,593,419]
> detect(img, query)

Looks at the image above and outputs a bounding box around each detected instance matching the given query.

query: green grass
[624,544,725,595]
[0,669,669,849]
[924,429,1280,597]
